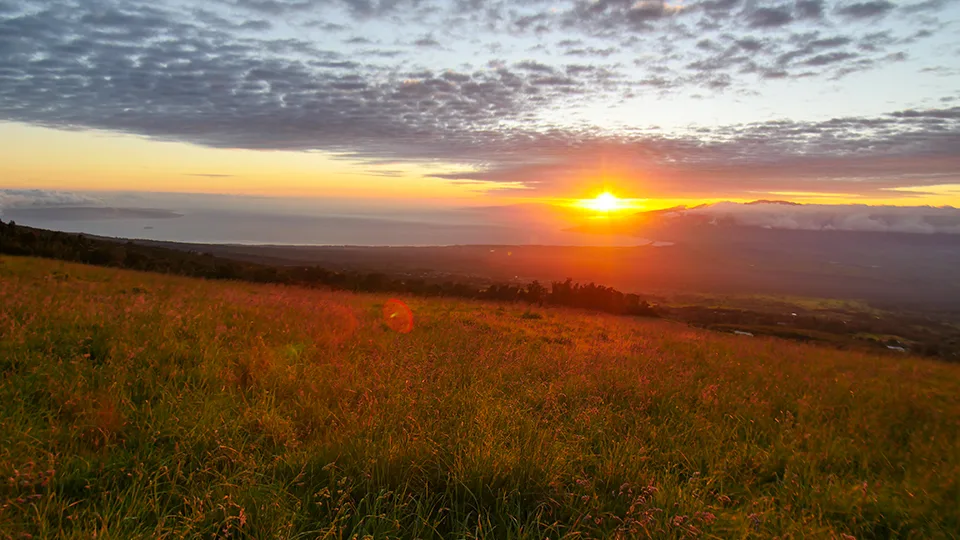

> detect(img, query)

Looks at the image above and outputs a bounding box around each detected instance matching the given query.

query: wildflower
[695,511,716,525]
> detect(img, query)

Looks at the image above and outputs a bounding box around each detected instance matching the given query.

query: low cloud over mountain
[653,201,960,234]
[0,189,103,214]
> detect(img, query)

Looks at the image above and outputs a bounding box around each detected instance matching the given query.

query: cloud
[795,0,826,18]
[514,60,556,73]
[836,1,896,18]
[563,46,618,57]
[238,19,272,30]
[412,35,442,47]
[668,202,960,234]
[302,19,349,31]
[800,51,858,66]
[901,0,953,14]
[425,103,960,199]
[0,189,103,215]
[364,169,406,177]
[0,0,956,200]
[0,0,944,99]
[747,5,794,28]
[2,2,600,158]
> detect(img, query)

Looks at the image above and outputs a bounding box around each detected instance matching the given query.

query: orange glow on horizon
[586,192,621,212]
[568,192,649,213]
[3,123,958,210]
[0,122,511,202]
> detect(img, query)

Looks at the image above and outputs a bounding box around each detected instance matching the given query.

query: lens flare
[382,299,414,333]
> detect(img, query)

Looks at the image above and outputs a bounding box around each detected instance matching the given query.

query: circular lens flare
[382,299,414,333]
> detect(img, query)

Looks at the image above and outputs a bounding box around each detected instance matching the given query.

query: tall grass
[1,255,958,538]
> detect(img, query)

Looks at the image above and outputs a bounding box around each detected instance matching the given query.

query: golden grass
[1,255,958,538]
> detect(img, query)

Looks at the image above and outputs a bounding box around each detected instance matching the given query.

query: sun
[585,192,622,212]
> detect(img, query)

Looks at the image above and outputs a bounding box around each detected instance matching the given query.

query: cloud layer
[666,201,960,234]
[1,0,959,197]
[0,189,103,215]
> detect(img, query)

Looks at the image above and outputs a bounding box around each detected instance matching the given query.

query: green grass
[1,255,959,539]
[705,324,857,346]
[664,292,885,317]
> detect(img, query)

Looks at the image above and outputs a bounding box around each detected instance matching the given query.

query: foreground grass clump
[1,256,959,538]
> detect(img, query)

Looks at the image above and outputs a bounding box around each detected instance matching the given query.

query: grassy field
[1,255,959,539]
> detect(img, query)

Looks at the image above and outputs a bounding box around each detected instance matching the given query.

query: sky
[1,0,960,210]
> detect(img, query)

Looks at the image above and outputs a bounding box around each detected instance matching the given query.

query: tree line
[0,220,661,317]
[4,219,959,360]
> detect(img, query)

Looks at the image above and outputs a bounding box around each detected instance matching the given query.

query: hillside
[1,256,959,538]
[4,220,959,361]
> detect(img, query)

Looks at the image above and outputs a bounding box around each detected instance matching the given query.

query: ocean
[2,206,650,247]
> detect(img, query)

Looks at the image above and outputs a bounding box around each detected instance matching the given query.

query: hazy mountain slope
[135,234,960,313]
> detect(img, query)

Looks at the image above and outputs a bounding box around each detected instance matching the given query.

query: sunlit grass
[1,255,958,538]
